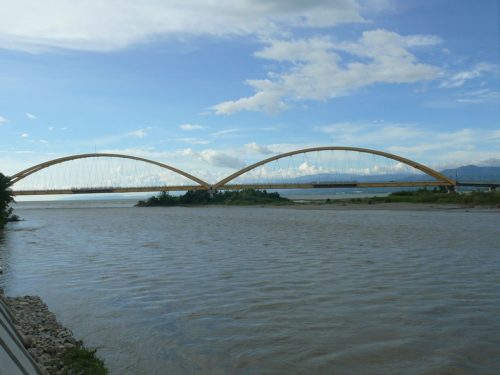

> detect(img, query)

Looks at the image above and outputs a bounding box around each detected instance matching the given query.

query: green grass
[326,189,500,206]
[61,347,108,375]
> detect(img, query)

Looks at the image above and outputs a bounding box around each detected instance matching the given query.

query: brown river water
[1,200,499,374]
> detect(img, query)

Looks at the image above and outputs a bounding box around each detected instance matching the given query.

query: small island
[136,189,291,207]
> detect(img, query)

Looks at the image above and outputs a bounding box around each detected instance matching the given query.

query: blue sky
[0,0,499,182]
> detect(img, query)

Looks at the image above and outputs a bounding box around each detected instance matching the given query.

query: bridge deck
[13,181,454,195]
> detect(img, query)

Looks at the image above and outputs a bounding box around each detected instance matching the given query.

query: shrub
[0,173,15,228]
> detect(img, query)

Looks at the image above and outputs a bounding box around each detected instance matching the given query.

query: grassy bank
[136,189,291,207]
[137,188,500,208]
[326,189,500,206]
[61,346,108,375]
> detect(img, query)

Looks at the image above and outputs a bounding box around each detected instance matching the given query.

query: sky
[0,0,499,184]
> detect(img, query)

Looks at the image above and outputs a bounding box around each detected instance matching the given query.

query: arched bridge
[10,147,462,196]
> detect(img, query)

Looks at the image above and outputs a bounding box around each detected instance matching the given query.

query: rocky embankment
[1,290,81,374]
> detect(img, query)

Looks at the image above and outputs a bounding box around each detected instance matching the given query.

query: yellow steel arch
[10,153,210,188]
[213,146,455,189]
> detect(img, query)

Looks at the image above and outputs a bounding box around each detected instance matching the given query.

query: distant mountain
[292,172,433,183]
[274,165,500,185]
[440,165,500,182]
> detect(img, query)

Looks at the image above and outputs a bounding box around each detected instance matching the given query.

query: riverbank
[286,190,500,211]
[0,289,107,375]
[136,189,500,209]
[326,189,500,205]
[282,201,500,212]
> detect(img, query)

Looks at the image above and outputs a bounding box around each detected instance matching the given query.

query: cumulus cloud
[179,124,205,131]
[0,115,7,124]
[213,30,441,114]
[0,0,365,52]
[21,133,29,138]
[245,142,273,155]
[183,148,245,169]
[26,112,37,119]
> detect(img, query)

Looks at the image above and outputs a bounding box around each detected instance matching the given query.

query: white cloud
[7,132,500,189]
[179,124,205,131]
[313,121,500,168]
[228,157,424,185]
[212,128,239,137]
[245,142,273,155]
[26,112,37,119]
[455,88,500,104]
[127,128,149,138]
[440,63,499,88]
[316,122,425,145]
[0,0,365,53]
[101,147,183,161]
[21,133,29,138]
[177,137,210,145]
[91,128,150,146]
[477,158,500,167]
[48,126,54,131]
[213,30,440,114]
[214,91,288,115]
[184,148,246,169]
[0,115,7,124]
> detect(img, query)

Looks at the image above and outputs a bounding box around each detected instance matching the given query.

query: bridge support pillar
[208,186,215,199]
[446,185,456,194]
[489,186,496,192]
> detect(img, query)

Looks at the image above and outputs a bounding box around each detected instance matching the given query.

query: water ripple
[1,205,499,374]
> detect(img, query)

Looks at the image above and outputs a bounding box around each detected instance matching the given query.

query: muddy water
[1,202,499,374]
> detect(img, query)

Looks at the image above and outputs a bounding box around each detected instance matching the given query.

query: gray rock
[4,294,92,374]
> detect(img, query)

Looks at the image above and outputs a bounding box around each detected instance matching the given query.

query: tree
[0,173,15,228]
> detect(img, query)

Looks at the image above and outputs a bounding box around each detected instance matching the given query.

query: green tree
[0,173,15,228]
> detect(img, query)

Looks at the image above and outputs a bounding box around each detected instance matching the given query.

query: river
[1,201,499,374]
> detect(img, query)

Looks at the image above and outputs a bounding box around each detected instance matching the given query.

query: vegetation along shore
[137,188,500,208]
[325,188,500,206]
[0,173,19,228]
[136,188,291,206]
